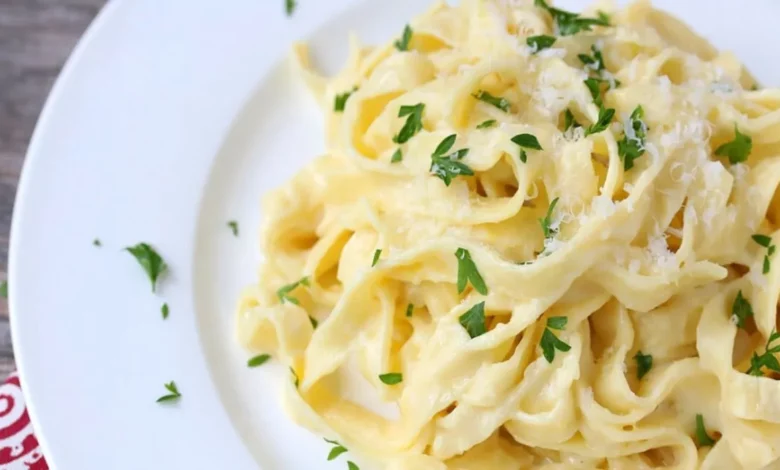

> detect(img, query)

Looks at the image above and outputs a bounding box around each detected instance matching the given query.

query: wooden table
[0,0,105,376]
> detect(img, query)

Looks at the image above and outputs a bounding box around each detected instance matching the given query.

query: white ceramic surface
[9,0,780,468]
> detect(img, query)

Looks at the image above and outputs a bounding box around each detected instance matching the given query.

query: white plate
[9,0,780,468]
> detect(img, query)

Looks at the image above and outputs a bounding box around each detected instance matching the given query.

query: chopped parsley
[564,109,580,132]
[694,414,716,447]
[539,197,560,239]
[511,133,543,163]
[633,351,653,379]
[731,290,753,329]
[540,316,571,363]
[334,87,358,112]
[391,148,403,163]
[534,0,610,36]
[379,373,403,385]
[227,220,239,237]
[455,248,488,295]
[578,44,605,72]
[0,281,7,299]
[93,238,102,247]
[527,35,556,53]
[585,106,615,136]
[752,233,776,274]
[309,315,318,329]
[747,329,780,376]
[126,243,167,293]
[618,105,648,170]
[247,354,271,368]
[584,77,606,107]
[277,277,310,305]
[394,25,413,51]
[472,90,511,112]
[290,367,299,387]
[393,103,425,144]
[372,249,382,267]
[161,303,169,320]
[156,381,182,403]
[285,0,296,17]
[348,462,359,470]
[459,301,487,339]
[405,303,414,317]
[430,134,473,186]
[715,125,752,164]
[325,439,348,461]
[477,119,497,129]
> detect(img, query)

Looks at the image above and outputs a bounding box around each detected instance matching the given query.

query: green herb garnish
[578,44,605,72]
[405,303,414,317]
[430,134,473,186]
[540,316,571,363]
[477,119,497,129]
[277,277,310,305]
[0,281,7,299]
[372,249,382,267]
[247,354,271,368]
[459,301,487,338]
[585,106,615,136]
[511,133,543,163]
[161,303,169,320]
[348,462,359,470]
[695,414,716,447]
[391,148,403,163]
[379,373,403,385]
[752,234,776,274]
[325,439,348,461]
[290,367,299,387]
[455,248,488,295]
[527,35,557,53]
[633,351,653,379]
[715,125,752,164]
[618,105,648,170]
[309,315,318,329]
[334,87,357,112]
[564,109,580,132]
[93,238,102,247]
[156,381,182,403]
[394,25,413,51]
[126,243,167,293]
[539,197,560,239]
[747,329,780,376]
[285,0,296,17]
[473,90,511,112]
[535,0,610,36]
[731,290,754,329]
[227,220,239,237]
[393,103,425,144]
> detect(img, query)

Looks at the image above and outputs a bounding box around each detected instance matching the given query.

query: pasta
[235,0,780,468]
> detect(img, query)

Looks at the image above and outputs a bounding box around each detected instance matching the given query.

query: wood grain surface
[0,0,105,376]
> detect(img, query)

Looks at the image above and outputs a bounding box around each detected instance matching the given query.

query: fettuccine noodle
[236,0,780,468]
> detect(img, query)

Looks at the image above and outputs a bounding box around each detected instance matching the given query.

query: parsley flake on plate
[477,119,497,129]
[695,414,717,447]
[405,303,414,317]
[539,197,560,239]
[334,87,358,112]
[731,290,753,329]
[618,105,648,170]
[156,381,182,403]
[371,249,382,267]
[247,354,271,368]
[126,243,167,293]
[285,0,296,17]
[227,220,239,237]
[391,148,403,163]
[325,439,348,461]
[585,106,615,136]
[394,25,413,51]
[534,0,610,36]
[161,303,169,320]
[746,329,780,376]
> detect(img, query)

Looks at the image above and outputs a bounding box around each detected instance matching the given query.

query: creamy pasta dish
[235,0,780,468]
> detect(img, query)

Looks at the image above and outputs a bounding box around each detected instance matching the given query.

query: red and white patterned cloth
[0,374,47,469]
